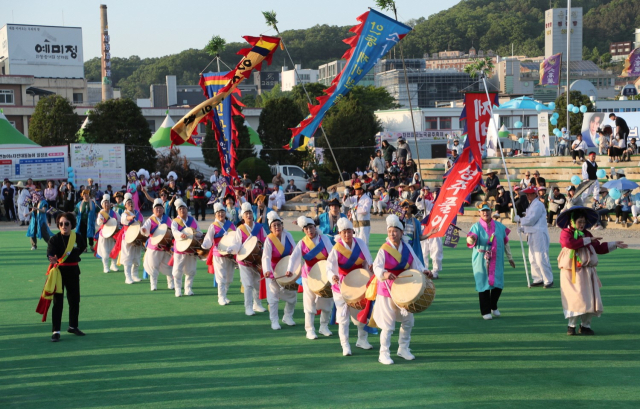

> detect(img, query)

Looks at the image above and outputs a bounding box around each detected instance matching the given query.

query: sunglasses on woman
[59,221,70,227]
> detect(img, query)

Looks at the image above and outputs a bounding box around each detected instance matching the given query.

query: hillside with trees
[85,0,639,99]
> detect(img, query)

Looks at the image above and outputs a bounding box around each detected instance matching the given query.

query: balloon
[580,105,588,113]
[552,112,559,119]
[609,188,621,200]
[548,102,555,109]
[550,117,558,125]
[595,137,600,145]
[552,128,559,135]
[567,104,574,111]
[571,176,581,185]
[596,169,606,178]
[514,121,523,128]
[518,138,525,144]
[536,105,543,112]
[68,178,75,185]
[205,191,212,198]
[572,107,580,114]
[67,167,74,173]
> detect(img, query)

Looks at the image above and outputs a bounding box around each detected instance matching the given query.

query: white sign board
[0,24,84,77]
[378,130,461,142]
[537,112,550,156]
[70,144,126,191]
[0,146,68,181]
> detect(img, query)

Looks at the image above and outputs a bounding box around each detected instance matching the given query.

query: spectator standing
[44,181,58,225]
[2,179,16,221]
[272,172,285,190]
[609,113,629,148]
[396,138,411,163]
[192,174,207,221]
[370,150,385,175]
[381,140,396,163]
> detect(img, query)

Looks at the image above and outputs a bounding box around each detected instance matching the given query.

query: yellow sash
[99,210,110,221]
[303,236,327,260]
[333,241,364,266]
[43,232,77,298]
[268,233,285,254]
[381,242,403,263]
[240,224,252,238]
[175,217,185,228]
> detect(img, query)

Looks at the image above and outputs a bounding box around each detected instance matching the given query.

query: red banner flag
[425,92,498,236]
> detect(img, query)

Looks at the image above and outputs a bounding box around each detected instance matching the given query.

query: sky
[0,0,461,60]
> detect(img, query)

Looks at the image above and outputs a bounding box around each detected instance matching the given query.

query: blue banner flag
[284,9,412,151]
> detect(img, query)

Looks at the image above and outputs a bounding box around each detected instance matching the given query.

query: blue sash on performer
[283,235,293,257]
[341,241,362,270]
[398,242,411,269]
[213,220,233,238]
[303,238,326,261]
[251,223,263,237]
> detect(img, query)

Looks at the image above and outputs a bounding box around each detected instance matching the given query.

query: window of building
[0,89,15,104]
[72,93,83,104]
[147,120,155,132]
[439,117,452,129]
[425,117,438,129]
[8,121,16,128]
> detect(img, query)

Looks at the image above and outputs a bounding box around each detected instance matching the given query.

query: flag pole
[480,73,531,288]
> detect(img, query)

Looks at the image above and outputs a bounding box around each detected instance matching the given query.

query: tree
[290,83,326,116]
[316,96,380,175]
[258,97,306,166]
[257,83,286,108]
[240,94,257,108]
[156,148,196,187]
[83,98,157,173]
[553,91,594,137]
[237,157,272,182]
[202,115,255,171]
[348,85,399,112]
[29,95,80,146]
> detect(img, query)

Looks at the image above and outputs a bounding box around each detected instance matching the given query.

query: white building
[545,7,583,61]
[281,64,318,92]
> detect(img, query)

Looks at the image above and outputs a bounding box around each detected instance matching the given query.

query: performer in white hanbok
[342,182,372,246]
[372,215,432,365]
[171,199,200,297]
[117,193,144,284]
[227,202,267,315]
[141,198,174,291]
[202,203,237,305]
[261,211,297,330]
[95,194,120,273]
[416,193,443,278]
[287,216,334,340]
[326,218,374,357]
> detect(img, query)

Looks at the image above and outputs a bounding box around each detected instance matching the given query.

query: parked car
[269,165,309,194]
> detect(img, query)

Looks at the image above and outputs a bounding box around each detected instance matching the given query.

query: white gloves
[513,215,521,222]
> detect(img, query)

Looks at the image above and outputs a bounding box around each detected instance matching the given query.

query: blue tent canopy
[496,96,552,111]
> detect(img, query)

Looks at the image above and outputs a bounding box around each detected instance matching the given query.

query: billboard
[70,144,126,191]
[0,24,84,78]
[582,112,640,146]
[0,146,69,181]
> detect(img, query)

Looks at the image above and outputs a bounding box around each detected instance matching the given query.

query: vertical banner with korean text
[537,112,550,156]
[424,92,498,237]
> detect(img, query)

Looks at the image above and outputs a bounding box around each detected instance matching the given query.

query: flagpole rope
[274,31,345,184]
[480,74,531,288]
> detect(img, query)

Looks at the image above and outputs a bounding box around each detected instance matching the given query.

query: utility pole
[100,5,113,101]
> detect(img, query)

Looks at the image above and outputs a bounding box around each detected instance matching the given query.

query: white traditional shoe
[218,298,226,306]
[103,268,110,273]
[224,297,231,305]
[342,346,352,356]
[245,307,255,316]
[125,278,134,284]
[431,271,439,279]
[282,316,296,326]
[483,314,493,320]
[271,321,281,330]
[356,339,373,350]
[253,304,267,313]
[397,348,415,360]
[110,264,119,272]
[306,330,318,340]
[492,309,501,317]
[318,325,333,337]
[175,292,182,298]
[378,353,394,365]
[186,291,194,296]
[31,246,36,251]
[131,275,141,283]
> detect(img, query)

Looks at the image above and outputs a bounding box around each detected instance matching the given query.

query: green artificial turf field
[1,230,639,408]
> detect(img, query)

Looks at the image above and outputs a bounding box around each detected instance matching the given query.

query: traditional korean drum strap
[302,236,327,262]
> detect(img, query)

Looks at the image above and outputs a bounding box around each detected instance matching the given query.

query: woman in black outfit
[47,212,87,342]
[63,182,76,212]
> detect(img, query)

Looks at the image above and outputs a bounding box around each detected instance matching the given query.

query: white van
[270,165,309,192]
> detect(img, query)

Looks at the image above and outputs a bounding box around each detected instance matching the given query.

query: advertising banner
[537,112,550,156]
[70,144,126,190]
[0,146,68,181]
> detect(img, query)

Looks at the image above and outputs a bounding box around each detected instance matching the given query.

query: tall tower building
[544,7,583,61]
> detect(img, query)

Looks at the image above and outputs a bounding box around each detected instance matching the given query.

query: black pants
[595,208,612,226]
[572,150,585,161]
[4,202,15,221]
[478,288,502,315]
[193,198,206,220]
[547,209,560,225]
[46,200,56,224]
[615,206,630,223]
[52,267,80,332]
[30,220,51,247]
[78,219,94,249]
[495,203,510,215]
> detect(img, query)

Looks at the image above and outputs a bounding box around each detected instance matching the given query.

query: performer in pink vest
[287,216,335,340]
[202,202,237,306]
[326,217,373,357]
[228,202,267,316]
[372,214,432,365]
[95,194,120,274]
[141,198,173,291]
[117,193,144,284]
[171,199,200,297]
[261,211,297,330]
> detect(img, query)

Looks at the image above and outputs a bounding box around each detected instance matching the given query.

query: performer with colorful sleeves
[314,198,346,245]
[287,216,335,340]
[75,189,97,250]
[466,202,515,320]
[95,194,119,273]
[372,215,432,365]
[417,195,444,279]
[342,183,372,246]
[171,199,200,297]
[514,186,554,288]
[26,198,52,250]
[202,203,237,305]
[261,211,298,330]
[118,193,144,284]
[326,218,374,357]
[141,198,174,291]
[556,206,627,336]
[227,202,267,315]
